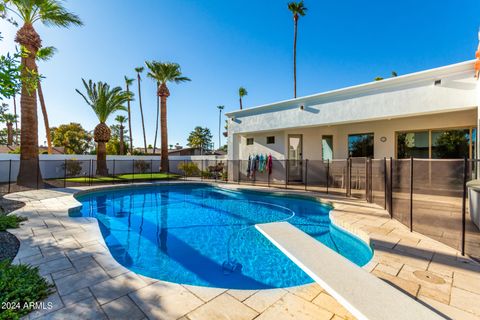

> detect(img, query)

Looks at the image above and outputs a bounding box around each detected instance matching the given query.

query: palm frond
[36,45,57,61]
[288,1,307,16]
[76,78,129,123]
[145,61,190,85]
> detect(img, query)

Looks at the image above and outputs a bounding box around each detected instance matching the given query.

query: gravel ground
[0,231,20,261]
[0,197,25,262]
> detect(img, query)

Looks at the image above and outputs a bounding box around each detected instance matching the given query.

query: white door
[288,135,303,181]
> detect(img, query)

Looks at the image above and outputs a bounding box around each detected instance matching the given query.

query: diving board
[255,222,446,320]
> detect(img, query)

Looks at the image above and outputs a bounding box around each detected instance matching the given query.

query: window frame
[266,136,275,144]
[395,126,477,159]
[347,132,374,158]
[246,137,254,146]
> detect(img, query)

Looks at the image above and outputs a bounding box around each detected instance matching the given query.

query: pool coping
[4,181,480,319]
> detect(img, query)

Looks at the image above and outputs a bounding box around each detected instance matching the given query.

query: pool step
[255,222,446,320]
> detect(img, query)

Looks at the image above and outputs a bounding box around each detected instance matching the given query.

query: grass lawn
[60,173,181,183]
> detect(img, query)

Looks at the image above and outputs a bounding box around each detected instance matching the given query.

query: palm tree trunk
[137,74,147,153]
[160,95,169,173]
[119,125,124,155]
[293,16,298,98]
[37,80,52,154]
[153,90,159,154]
[13,94,18,144]
[126,82,133,154]
[97,141,108,175]
[239,97,243,110]
[16,23,42,187]
[6,123,13,146]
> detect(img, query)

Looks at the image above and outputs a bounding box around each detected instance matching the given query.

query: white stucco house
[226,60,479,181]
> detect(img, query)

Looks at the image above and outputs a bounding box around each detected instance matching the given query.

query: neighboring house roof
[0,145,65,154]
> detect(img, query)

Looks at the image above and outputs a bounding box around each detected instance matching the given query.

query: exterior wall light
[380,136,387,142]
[299,105,304,110]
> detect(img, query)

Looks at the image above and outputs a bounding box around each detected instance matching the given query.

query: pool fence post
[112,159,116,184]
[389,157,393,218]
[150,159,153,181]
[132,159,135,184]
[238,160,241,184]
[63,159,67,188]
[183,160,186,181]
[461,156,467,256]
[8,159,12,193]
[304,159,308,191]
[285,160,288,189]
[326,159,330,194]
[36,159,40,190]
[409,156,414,232]
[89,159,93,186]
[383,157,387,210]
[201,159,204,181]
[346,157,351,197]
[268,161,271,188]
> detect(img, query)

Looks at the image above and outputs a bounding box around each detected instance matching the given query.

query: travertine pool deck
[3,182,480,320]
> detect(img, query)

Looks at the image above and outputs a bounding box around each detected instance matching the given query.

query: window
[322,135,333,160]
[396,128,476,159]
[432,129,470,159]
[246,138,254,145]
[266,136,275,144]
[397,131,429,159]
[348,133,374,157]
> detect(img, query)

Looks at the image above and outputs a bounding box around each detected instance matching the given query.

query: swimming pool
[72,184,372,289]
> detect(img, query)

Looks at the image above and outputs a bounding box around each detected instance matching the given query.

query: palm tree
[217,105,224,149]
[238,87,247,110]
[76,79,129,175]
[36,46,57,154]
[1,113,17,146]
[2,0,82,186]
[115,115,127,155]
[144,61,160,154]
[135,67,148,153]
[144,61,191,172]
[12,94,18,144]
[124,76,135,154]
[287,1,307,98]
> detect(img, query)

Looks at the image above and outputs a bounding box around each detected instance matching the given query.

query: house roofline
[225,60,476,118]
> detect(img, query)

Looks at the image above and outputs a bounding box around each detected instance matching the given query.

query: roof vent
[434,79,442,86]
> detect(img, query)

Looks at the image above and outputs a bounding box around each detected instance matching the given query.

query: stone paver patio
[3,182,480,319]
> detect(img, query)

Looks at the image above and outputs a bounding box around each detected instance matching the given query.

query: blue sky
[1,0,479,149]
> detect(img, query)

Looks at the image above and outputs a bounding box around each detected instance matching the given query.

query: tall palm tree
[287,1,307,98]
[115,115,127,155]
[238,87,247,110]
[36,46,57,154]
[124,76,135,154]
[217,105,224,149]
[135,67,148,153]
[2,0,82,186]
[76,79,129,175]
[144,61,190,172]
[151,80,160,155]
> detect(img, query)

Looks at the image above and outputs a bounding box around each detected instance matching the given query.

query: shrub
[0,215,27,231]
[134,160,151,174]
[177,162,199,176]
[0,260,54,319]
[61,160,83,177]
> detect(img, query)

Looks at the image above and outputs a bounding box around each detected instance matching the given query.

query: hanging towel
[258,154,265,172]
[267,154,273,175]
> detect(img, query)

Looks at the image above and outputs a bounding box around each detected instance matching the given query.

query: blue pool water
[72,184,372,289]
